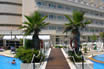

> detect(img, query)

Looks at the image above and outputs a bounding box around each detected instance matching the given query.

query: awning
[3,35,50,40]
[3,36,15,40]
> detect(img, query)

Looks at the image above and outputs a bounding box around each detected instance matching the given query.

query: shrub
[69,56,82,62]
[55,46,63,48]
[80,44,82,49]
[55,46,67,48]
[83,47,87,53]
[25,39,33,49]
[68,50,82,62]
[15,47,45,63]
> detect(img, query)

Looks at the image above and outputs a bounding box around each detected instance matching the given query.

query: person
[12,59,16,64]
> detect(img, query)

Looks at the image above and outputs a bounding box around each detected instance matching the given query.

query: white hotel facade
[0,0,22,47]
[0,0,22,32]
[0,0,104,46]
[23,0,104,45]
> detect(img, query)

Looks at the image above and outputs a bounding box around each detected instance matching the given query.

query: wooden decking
[46,48,70,69]
[89,57,104,63]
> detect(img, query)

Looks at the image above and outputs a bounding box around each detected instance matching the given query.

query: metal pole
[11,30,12,40]
[82,55,84,69]
[23,36,25,47]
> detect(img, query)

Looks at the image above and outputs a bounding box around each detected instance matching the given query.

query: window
[58,5,63,9]
[57,26,64,30]
[37,2,42,6]
[100,29,103,32]
[65,6,71,11]
[48,3,56,8]
[56,36,60,44]
[85,28,88,32]
[57,16,64,20]
[49,15,54,19]
[91,29,94,32]
[49,26,56,30]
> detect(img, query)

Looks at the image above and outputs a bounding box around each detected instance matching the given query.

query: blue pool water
[0,55,22,69]
[91,54,104,69]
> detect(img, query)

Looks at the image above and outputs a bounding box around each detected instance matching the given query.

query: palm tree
[64,11,91,52]
[20,11,49,50]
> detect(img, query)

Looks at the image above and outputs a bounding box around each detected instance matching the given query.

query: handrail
[71,56,79,68]
[31,51,41,63]
[31,54,35,63]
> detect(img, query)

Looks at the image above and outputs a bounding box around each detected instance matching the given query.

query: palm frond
[64,11,90,33]
[73,11,84,22]
[24,27,33,36]
[64,15,73,23]
[42,22,49,27]
[40,16,48,23]
[25,16,32,23]
[65,23,72,26]
[19,25,28,29]
[84,20,91,25]
[20,11,49,36]
[64,26,73,33]
[23,22,33,27]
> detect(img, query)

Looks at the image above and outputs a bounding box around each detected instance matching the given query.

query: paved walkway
[0,50,15,57]
[46,48,70,69]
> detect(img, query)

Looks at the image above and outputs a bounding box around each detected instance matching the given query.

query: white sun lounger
[0,48,5,52]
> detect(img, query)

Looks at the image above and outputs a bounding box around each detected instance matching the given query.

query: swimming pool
[0,55,22,69]
[91,54,104,69]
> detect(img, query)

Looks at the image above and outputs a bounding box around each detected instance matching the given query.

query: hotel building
[23,0,104,45]
[0,0,104,46]
[0,0,22,47]
[0,0,22,34]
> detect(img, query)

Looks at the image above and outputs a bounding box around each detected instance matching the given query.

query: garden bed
[61,48,93,69]
[21,48,51,69]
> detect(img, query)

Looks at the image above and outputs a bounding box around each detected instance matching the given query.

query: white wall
[0,16,22,25]
[0,4,22,14]
[0,0,22,3]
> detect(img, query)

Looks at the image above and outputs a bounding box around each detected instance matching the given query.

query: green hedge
[25,39,33,49]
[68,51,82,62]
[55,46,67,48]
[15,47,45,63]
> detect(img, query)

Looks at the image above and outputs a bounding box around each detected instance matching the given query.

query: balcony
[37,6,104,21]
[44,19,68,25]
[43,0,104,13]
[81,32,99,36]
[88,24,104,28]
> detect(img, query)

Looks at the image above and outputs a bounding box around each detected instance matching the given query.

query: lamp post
[65,32,68,52]
[82,55,84,69]
[11,30,12,40]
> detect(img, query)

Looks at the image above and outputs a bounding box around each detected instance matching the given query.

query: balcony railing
[43,0,104,13]
[38,6,104,20]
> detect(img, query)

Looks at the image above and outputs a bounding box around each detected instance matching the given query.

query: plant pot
[21,63,40,69]
[75,60,93,69]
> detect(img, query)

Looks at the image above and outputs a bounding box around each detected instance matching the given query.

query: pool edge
[89,57,104,64]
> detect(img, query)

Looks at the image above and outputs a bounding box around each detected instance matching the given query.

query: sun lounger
[0,48,4,52]
[10,46,16,54]
[11,51,16,54]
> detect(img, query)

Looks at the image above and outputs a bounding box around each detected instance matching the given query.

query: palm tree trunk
[73,31,80,52]
[32,34,40,50]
